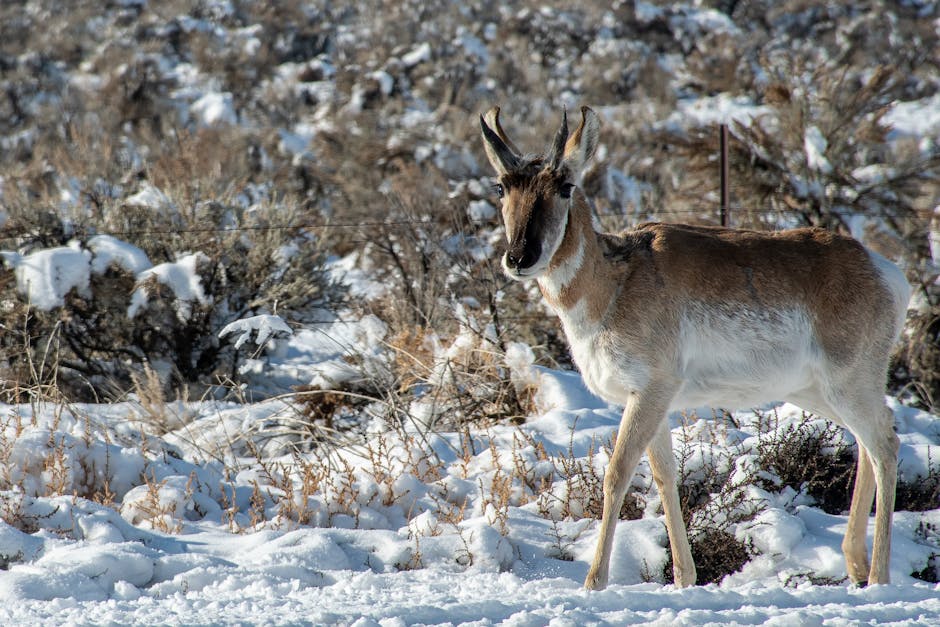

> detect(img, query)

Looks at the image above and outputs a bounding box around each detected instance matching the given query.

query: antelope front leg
[585,390,669,590]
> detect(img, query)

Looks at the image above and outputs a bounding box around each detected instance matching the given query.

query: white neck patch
[538,229,584,302]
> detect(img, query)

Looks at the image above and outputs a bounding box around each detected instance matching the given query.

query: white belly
[671,304,817,410]
[559,302,820,411]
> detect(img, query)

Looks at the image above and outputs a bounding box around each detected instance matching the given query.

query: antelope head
[480,106,600,280]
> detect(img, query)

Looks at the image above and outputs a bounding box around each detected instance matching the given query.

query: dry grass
[660,417,764,584]
[896,453,940,513]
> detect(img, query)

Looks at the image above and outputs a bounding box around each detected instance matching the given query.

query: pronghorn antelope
[480,106,911,589]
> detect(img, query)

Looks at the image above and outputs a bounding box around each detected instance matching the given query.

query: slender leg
[842,445,875,584]
[834,395,899,585]
[585,389,669,590]
[647,420,696,587]
[865,407,899,584]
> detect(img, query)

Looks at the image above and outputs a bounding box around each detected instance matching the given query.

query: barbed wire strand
[0,203,870,244]
[0,203,913,330]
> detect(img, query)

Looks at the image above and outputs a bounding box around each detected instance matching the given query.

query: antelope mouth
[501,253,548,280]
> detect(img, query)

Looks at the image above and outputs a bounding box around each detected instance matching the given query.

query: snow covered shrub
[316,168,552,429]
[659,63,932,230]
[755,412,855,515]
[912,521,940,583]
[665,528,753,587]
[895,455,940,513]
[913,553,940,584]
[0,201,339,402]
[663,419,763,584]
[895,305,940,412]
[0,406,144,507]
[380,314,537,431]
[288,382,395,448]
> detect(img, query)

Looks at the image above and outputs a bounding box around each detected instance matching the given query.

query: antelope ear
[562,106,600,175]
[480,106,520,176]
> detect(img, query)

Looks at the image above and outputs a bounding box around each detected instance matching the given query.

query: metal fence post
[719,123,729,227]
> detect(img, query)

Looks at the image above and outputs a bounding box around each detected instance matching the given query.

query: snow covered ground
[6,568,940,625]
[1,1,938,624]
[1,316,938,625]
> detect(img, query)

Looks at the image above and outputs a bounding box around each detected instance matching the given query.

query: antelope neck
[536,197,614,325]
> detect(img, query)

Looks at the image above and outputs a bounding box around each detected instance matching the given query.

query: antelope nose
[506,243,540,271]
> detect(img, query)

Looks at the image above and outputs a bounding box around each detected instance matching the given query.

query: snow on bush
[124,183,174,210]
[1,237,152,312]
[87,235,152,275]
[1,245,91,310]
[128,252,209,321]
[190,92,238,127]
[218,314,293,350]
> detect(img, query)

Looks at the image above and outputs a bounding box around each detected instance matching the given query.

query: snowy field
[6,569,940,625]
[1,314,939,625]
[1,1,939,625]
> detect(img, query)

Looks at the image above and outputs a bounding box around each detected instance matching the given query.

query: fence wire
[0,202,855,244]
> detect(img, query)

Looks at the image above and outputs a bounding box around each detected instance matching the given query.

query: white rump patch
[867,249,912,336]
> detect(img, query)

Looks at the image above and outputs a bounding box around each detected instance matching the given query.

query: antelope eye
[559,183,574,199]
[492,183,505,198]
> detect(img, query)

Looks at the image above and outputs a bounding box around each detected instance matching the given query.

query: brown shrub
[756,413,856,514]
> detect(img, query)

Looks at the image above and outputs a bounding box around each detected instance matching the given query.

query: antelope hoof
[584,571,607,591]
[867,569,890,586]
[674,571,697,588]
[844,555,871,586]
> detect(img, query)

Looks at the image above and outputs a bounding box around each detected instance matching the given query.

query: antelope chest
[556,306,650,405]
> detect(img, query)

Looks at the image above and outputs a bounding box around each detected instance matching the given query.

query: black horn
[546,108,569,171]
[480,113,520,172]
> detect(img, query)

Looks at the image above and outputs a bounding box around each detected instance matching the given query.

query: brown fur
[550,205,896,369]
